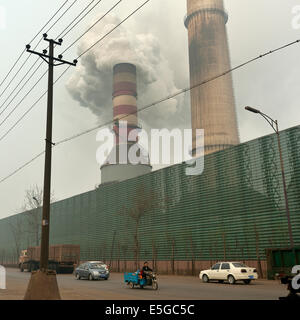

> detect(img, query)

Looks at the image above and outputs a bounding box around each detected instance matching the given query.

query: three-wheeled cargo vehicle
[124,270,158,290]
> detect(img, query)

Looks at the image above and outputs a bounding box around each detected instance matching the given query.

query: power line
[0,67,71,143]
[0,69,48,127]
[54,40,300,143]
[29,0,70,45]
[0,151,45,184]
[77,0,149,58]
[0,0,69,90]
[1,37,299,185]
[0,0,126,134]
[0,58,43,116]
[0,0,107,129]
[24,0,79,61]
[56,0,102,40]
[62,0,123,54]
[0,0,79,107]
[45,0,79,34]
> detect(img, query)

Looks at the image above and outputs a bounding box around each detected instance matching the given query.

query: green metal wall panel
[0,125,299,263]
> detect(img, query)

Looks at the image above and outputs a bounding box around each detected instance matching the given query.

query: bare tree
[121,243,129,272]
[165,235,176,275]
[8,216,24,264]
[151,239,157,271]
[21,185,54,246]
[121,185,167,270]
[182,230,198,276]
[188,235,196,276]
[0,249,7,265]
[254,224,263,278]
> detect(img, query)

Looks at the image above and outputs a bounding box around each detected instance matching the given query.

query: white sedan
[199,262,258,284]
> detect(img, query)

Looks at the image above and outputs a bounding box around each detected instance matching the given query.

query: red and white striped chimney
[100,63,151,184]
[113,63,139,145]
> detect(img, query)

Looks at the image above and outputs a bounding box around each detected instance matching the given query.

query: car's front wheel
[202,274,209,283]
[243,279,251,285]
[88,274,94,281]
[75,273,81,280]
[228,275,236,285]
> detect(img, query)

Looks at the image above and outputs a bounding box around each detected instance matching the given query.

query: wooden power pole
[24,34,76,300]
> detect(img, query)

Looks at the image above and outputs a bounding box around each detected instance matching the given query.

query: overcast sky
[0,0,299,219]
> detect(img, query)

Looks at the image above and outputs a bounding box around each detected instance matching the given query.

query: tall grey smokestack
[185,0,240,155]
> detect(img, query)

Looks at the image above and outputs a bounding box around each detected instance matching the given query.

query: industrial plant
[0,0,299,280]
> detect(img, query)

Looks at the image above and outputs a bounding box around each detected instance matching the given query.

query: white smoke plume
[66,13,185,130]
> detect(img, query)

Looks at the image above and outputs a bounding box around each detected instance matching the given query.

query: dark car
[75,261,110,281]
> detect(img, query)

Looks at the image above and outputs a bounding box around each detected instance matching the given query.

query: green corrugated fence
[0,125,299,265]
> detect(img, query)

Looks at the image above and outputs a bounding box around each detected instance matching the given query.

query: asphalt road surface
[0,268,288,300]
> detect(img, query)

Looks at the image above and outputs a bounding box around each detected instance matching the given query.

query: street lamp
[245,106,294,248]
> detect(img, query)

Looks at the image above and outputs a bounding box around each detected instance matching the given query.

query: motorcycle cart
[124,270,158,290]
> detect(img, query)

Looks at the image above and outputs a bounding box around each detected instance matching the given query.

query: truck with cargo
[19,244,80,274]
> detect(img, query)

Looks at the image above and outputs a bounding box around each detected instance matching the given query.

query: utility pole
[26,34,77,271]
[24,34,77,300]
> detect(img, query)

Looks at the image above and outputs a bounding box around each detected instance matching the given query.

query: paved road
[0,268,288,300]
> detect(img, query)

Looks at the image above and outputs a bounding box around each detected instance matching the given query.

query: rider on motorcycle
[142,261,153,282]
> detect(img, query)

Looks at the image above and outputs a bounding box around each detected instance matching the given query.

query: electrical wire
[0,0,108,128]
[45,0,79,35]
[0,58,43,116]
[1,37,299,184]
[77,0,149,58]
[0,69,48,127]
[0,0,79,109]
[56,0,102,40]
[0,66,71,144]
[0,0,69,90]
[0,0,124,130]
[61,0,123,54]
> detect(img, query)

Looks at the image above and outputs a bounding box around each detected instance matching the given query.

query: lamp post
[245,106,294,249]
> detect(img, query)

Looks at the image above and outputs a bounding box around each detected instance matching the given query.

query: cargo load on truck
[19,244,80,274]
